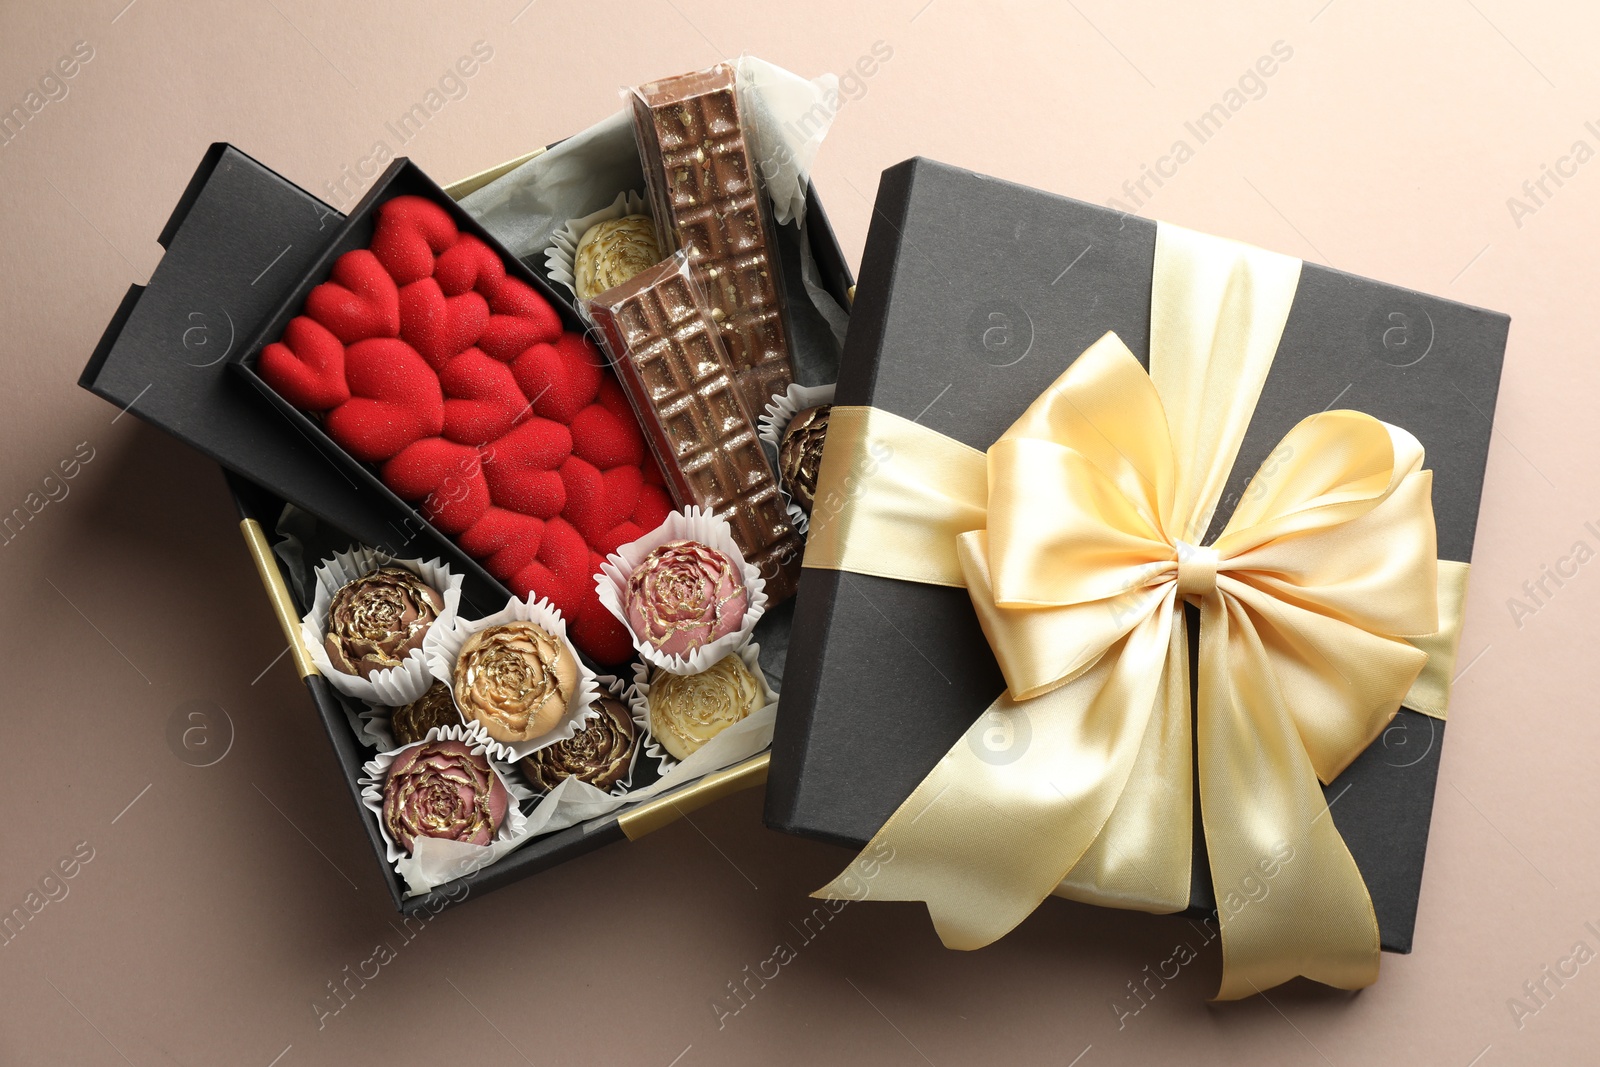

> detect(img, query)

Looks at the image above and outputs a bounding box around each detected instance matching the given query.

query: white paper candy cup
[544,189,652,302]
[359,725,530,876]
[354,702,397,751]
[423,595,601,764]
[630,641,777,773]
[302,548,463,705]
[596,507,768,676]
[757,382,835,535]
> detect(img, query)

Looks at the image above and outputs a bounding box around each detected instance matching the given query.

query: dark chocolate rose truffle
[648,653,765,762]
[519,695,638,793]
[391,681,463,746]
[454,621,578,744]
[324,566,445,678]
[778,405,830,515]
[382,739,509,855]
[625,539,748,657]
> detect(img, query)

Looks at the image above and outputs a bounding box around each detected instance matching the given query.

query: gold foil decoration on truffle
[647,654,763,761]
[574,215,661,301]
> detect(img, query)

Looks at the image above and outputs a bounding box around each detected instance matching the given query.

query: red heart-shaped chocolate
[459,507,545,582]
[305,249,401,344]
[381,437,491,535]
[568,401,645,470]
[324,338,443,462]
[477,274,563,362]
[400,278,490,372]
[481,417,571,518]
[370,195,459,286]
[440,348,530,446]
[258,315,349,411]
[511,332,605,423]
[434,234,506,296]
[598,484,673,556]
[510,516,593,624]
[568,593,635,665]
[560,453,672,550]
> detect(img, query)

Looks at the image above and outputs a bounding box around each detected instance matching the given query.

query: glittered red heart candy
[511,332,605,423]
[400,277,490,372]
[258,314,349,411]
[304,248,400,344]
[481,417,571,519]
[324,338,443,463]
[477,275,564,362]
[434,234,506,297]
[459,507,545,582]
[370,195,458,286]
[381,437,491,535]
[440,348,530,446]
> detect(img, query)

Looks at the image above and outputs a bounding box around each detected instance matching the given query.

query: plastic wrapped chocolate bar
[630,63,797,417]
[585,252,802,605]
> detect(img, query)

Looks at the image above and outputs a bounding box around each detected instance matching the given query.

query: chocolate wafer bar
[586,252,802,604]
[630,63,796,416]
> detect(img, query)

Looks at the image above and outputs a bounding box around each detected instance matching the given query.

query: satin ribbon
[805,222,1469,999]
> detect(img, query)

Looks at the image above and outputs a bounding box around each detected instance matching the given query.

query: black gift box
[81,142,853,913]
[765,157,1509,952]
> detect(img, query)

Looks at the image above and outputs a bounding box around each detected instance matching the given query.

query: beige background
[1,0,1595,1063]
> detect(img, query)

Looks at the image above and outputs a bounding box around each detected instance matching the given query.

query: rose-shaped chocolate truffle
[778,405,830,515]
[324,566,445,678]
[520,695,638,793]
[382,739,509,855]
[391,681,463,747]
[575,214,661,301]
[453,621,578,743]
[625,539,748,657]
[647,653,765,761]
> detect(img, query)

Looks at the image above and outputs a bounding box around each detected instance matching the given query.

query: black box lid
[766,157,1509,953]
[80,143,440,557]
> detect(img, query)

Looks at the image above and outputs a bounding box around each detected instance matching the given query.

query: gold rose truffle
[574,214,661,301]
[647,654,765,762]
[323,566,445,678]
[453,622,578,744]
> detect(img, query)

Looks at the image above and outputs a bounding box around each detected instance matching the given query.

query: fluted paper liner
[303,548,463,705]
[596,507,768,676]
[423,594,601,764]
[544,189,652,303]
[758,382,835,536]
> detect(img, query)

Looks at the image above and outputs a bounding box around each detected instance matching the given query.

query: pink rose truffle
[625,539,748,657]
[382,739,509,855]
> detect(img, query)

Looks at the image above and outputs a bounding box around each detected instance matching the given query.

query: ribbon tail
[1198,594,1381,1000]
[815,594,1180,948]
[1055,604,1192,912]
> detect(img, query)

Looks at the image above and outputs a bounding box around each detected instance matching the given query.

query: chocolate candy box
[82,141,853,914]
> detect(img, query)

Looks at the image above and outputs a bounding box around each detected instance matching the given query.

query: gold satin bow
[808,223,1465,999]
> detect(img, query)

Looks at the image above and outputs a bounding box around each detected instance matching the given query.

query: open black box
[81,142,853,914]
[231,156,594,622]
[765,157,1509,954]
